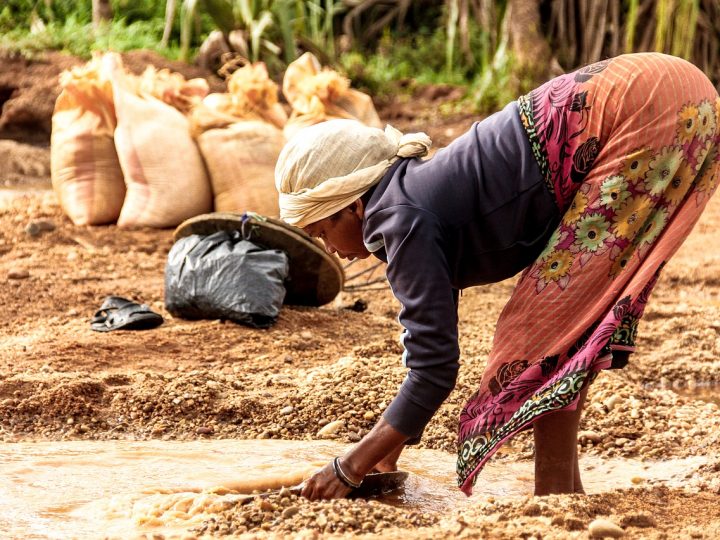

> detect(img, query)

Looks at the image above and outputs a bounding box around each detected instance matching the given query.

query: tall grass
[272,0,296,63]
[624,0,639,53]
[297,0,344,61]
[668,0,700,59]
[179,0,344,64]
[545,0,712,65]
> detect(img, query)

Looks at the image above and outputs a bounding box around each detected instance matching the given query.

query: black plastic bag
[165,230,289,328]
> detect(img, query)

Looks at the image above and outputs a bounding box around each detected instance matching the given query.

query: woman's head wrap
[275,119,431,228]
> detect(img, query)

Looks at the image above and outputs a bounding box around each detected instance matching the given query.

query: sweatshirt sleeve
[365,206,460,439]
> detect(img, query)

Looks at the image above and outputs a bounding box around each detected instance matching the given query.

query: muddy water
[1,439,707,539]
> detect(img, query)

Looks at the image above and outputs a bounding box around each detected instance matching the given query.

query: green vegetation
[0,1,187,59]
[342,27,474,92]
[1,1,718,116]
[0,16,178,59]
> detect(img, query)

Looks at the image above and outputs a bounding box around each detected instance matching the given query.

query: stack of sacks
[107,53,213,228]
[51,52,213,228]
[190,63,287,216]
[51,55,125,225]
[282,52,383,140]
[50,52,384,227]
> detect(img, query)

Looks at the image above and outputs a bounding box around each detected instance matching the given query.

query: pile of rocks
[433,488,664,539]
[195,488,437,536]
[270,356,405,443]
[580,371,720,460]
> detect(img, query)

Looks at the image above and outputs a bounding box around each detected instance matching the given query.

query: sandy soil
[1,50,720,539]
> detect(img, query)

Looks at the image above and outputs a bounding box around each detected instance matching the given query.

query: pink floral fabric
[457,53,720,494]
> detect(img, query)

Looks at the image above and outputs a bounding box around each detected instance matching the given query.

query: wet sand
[1,185,720,538]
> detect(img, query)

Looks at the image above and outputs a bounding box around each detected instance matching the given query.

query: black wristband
[332,457,362,489]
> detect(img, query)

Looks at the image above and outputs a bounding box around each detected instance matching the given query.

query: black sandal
[90,296,164,332]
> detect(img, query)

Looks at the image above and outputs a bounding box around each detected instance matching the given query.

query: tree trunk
[92,0,113,28]
[162,0,177,47]
[506,0,560,83]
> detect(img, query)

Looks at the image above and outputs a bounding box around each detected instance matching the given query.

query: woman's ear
[349,198,365,220]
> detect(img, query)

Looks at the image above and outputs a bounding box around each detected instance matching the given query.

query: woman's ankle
[534,469,584,495]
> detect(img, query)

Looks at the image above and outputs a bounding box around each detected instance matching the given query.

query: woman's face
[303,200,371,261]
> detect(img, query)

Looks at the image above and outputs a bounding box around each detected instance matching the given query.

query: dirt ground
[1,50,720,539]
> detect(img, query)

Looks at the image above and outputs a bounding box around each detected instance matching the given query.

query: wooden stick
[345,261,384,282]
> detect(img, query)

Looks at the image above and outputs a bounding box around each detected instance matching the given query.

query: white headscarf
[275,119,431,228]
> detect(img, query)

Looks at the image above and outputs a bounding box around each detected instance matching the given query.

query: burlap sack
[137,66,209,114]
[282,52,382,139]
[106,54,212,228]
[190,63,286,215]
[50,55,125,225]
[226,63,288,129]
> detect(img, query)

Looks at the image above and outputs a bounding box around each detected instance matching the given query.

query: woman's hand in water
[301,459,355,500]
[302,418,409,500]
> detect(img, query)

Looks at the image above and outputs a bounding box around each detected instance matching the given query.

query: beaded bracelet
[332,457,362,489]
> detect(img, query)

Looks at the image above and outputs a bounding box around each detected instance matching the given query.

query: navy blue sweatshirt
[362,101,559,439]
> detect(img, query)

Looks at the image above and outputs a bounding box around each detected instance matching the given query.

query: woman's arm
[340,418,408,478]
[303,208,460,500]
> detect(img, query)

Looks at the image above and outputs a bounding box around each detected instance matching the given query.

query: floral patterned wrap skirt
[457,53,720,494]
